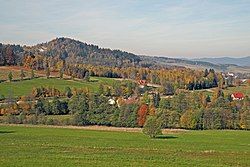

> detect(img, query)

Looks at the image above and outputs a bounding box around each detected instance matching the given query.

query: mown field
[0,125,249,167]
[0,77,118,97]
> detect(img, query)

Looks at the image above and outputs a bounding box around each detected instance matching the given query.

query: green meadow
[223,85,250,96]
[0,77,118,97]
[196,84,250,97]
[0,125,249,167]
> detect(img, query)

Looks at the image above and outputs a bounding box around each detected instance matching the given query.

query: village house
[108,98,116,105]
[138,80,147,88]
[231,92,244,100]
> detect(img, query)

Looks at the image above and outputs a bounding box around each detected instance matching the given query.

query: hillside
[192,56,250,67]
[0,37,141,68]
[139,55,228,71]
[0,77,117,97]
[1,37,250,73]
[25,37,141,67]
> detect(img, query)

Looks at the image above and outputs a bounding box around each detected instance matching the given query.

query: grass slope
[223,85,250,96]
[0,77,118,97]
[0,125,249,167]
[196,84,250,97]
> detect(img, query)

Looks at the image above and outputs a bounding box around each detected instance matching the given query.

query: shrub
[143,116,162,138]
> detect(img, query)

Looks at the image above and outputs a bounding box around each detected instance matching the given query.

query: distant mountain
[139,55,228,71]
[192,56,250,67]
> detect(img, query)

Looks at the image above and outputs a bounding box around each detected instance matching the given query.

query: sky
[0,0,250,58]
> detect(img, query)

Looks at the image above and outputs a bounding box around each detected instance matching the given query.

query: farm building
[138,80,147,88]
[231,92,244,100]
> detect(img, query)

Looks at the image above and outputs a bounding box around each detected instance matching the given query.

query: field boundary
[0,123,188,134]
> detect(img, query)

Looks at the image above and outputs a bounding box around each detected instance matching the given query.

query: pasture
[223,85,250,96]
[196,84,250,97]
[0,125,249,167]
[0,77,118,97]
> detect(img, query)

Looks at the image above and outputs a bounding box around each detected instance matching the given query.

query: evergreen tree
[153,92,160,108]
[204,69,209,77]
[34,98,45,115]
[65,87,72,98]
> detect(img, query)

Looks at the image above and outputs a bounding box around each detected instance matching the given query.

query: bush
[0,94,5,100]
[142,116,162,138]
[72,113,88,126]
[6,114,19,124]
[61,117,72,125]
[26,115,38,125]
[37,115,47,124]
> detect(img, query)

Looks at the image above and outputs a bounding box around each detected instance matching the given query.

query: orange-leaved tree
[137,104,148,127]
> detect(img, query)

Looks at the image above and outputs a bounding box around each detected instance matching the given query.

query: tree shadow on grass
[90,80,98,83]
[155,135,177,139]
[0,130,15,134]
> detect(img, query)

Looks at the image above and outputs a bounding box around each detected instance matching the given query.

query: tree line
[1,87,249,130]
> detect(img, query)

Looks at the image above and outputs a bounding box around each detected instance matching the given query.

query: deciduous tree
[143,115,162,138]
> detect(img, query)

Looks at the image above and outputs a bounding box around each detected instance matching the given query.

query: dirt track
[0,124,188,134]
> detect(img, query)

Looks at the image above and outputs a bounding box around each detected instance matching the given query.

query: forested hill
[0,37,141,67]
[0,37,249,72]
[0,43,23,66]
[26,37,142,67]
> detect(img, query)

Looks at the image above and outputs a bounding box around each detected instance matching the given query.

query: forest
[0,38,249,130]
[0,74,249,130]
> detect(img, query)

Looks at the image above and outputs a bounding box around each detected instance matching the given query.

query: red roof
[232,92,244,99]
[138,80,147,85]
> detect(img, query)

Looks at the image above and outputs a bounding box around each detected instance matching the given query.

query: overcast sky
[0,0,250,58]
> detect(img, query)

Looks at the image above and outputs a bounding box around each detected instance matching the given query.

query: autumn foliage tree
[137,104,148,127]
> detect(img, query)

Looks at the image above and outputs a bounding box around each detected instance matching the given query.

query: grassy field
[0,77,118,97]
[223,85,250,96]
[0,66,119,97]
[195,84,250,97]
[0,125,249,167]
